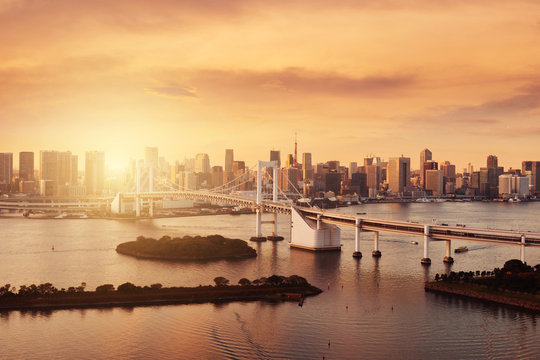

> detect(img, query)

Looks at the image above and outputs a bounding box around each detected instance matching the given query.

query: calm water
[1,202,540,359]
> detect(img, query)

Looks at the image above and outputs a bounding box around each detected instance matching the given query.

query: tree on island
[238,278,251,286]
[213,277,230,287]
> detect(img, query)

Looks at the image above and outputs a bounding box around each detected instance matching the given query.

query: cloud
[185,67,416,98]
[145,83,198,98]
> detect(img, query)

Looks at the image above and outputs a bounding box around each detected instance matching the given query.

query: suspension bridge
[1,160,540,264]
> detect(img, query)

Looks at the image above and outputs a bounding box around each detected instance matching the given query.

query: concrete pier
[372,231,381,257]
[421,225,431,265]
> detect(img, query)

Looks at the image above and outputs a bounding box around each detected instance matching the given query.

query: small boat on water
[454,246,468,253]
[410,241,418,245]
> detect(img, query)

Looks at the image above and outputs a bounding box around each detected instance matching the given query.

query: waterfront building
[85,151,105,195]
[425,169,443,196]
[19,151,34,181]
[351,172,368,197]
[0,152,13,186]
[522,161,540,193]
[388,156,410,195]
[366,164,381,192]
[419,148,432,187]
[325,171,341,194]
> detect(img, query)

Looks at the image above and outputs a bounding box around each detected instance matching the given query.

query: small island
[116,234,257,261]
[425,259,540,312]
[0,275,322,312]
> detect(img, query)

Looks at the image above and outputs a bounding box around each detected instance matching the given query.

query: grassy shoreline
[0,284,322,312]
[425,281,540,313]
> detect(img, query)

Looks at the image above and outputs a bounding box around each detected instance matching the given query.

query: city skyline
[1,1,540,170]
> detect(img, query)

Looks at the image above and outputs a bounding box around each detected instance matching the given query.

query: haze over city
[1,0,540,170]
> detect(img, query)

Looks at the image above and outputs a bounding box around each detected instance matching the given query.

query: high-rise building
[194,153,210,173]
[144,147,159,170]
[225,149,234,172]
[366,164,381,191]
[487,155,498,169]
[286,154,294,168]
[0,152,13,185]
[302,153,313,181]
[270,150,281,168]
[71,155,78,184]
[281,167,299,192]
[419,148,432,187]
[349,162,358,179]
[425,169,443,196]
[522,161,540,193]
[441,161,456,181]
[327,161,340,172]
[423,160,438,188]
[58,151,73,186]
[351,172,368,197]
[325,172,341,194]
[19,152,34,181]
[211,166,223,188]
[388,156,411,194]
[85,151,105,195]
[232,161,245,175]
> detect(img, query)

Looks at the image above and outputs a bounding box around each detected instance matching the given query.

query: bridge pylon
[250,160,283,242]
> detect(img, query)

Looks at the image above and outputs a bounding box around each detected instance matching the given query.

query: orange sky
[1,0,539,172]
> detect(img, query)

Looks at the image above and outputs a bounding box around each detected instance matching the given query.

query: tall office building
[40,151,59,183]
[225,149,234,172]
[522,161,540,193]
[441,161,456,181]
[85,151,105,195]
[281,167,299,192]
[270,150,281,168]
[19,152,34,181]
[303,153,313,181]
[487,155,498,169]
[423,160,438,187]
[327,161,340,172]
[419,148,432,187]
[388,156,411,194]
[144,147,159,170]
[349,162,358,179]
[194,153,210,173]
[71,155,78,184]
[286,154,294,168]
[366,164,381,191]
[210,166,224,188]
[58,151,73,186]
[0,153,13,185]
[425,169,443,196]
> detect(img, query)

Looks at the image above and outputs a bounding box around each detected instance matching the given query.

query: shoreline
[424,281,540,313]
[0,284,322,312]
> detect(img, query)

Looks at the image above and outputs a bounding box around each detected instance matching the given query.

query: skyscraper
[270,150,281,168]
[85,151,105,195]
[19,152,34,181]
[388,156,411,194]
[349,162,358,179]
[419,148,432,187]
[522,161,540,193]
[71,155,78,184]
[0,153,13,185]
[194,153,210,173]
[302,153,313,181]
[225,149,234,172]
[145,147,159,170]
[425,169,443,196]
[487,155,498,169]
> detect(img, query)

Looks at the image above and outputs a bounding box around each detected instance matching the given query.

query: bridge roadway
[131,191,540,247]
[3,190,540,248]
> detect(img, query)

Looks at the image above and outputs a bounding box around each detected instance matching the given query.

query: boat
[454,246,468,253]
[410,241,418,245]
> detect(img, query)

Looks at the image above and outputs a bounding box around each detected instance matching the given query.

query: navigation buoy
[328,282,330,289]
[346,304,348,310]
[52,245,54,251]
[328,340,331,348]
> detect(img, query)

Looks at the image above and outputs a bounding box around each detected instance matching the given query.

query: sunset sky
[1,0,539,172]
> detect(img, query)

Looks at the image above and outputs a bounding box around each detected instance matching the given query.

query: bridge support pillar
[421,225,431,265]
[372,231,381,257]
[251,209,266,242]
[443,240,454,264]
[353,218,362,258]
[520,234,526,263]
[267,212,284,241]
[136,196,141,217]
